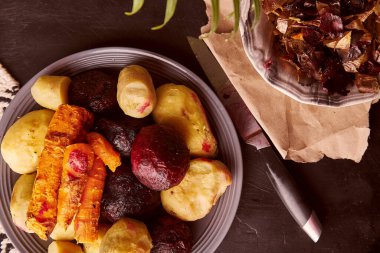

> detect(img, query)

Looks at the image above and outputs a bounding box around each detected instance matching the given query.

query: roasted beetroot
[101,165,161,223]
[95,116,152,157]
[150,215,192,253]
[131,125,190,191]
[69,69,117,113]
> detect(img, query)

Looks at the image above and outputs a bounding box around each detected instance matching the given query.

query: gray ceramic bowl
[0,47,243,253]
[240,0,380,107]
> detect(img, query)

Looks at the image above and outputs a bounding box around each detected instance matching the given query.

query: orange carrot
[74,156,106,243]
[87,132,121,172]
[26,105,93,240]
[56,143,94,229]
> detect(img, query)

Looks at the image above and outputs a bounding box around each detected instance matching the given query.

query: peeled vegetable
[153,84,217,158]
[48,241,83,253]
[83,223,111,253]
[1,109,54,174]
[117,65,156,118]
[161,158,232,221]
[31,75,71,110]
[10,173,36,233]
[50,221,75,241]
[100,217,152,253]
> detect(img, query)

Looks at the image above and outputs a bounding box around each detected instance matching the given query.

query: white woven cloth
[0,64,19,253]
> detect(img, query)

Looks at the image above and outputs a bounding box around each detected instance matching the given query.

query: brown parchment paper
[201,0,372,163]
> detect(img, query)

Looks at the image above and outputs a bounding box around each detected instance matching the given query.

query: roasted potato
[100,217,152,253]
[50,221,75,241]
[48,241,83,253]
[83,223,111,253]
[10,173,36,233]
[161,158,232,221]
[1,109,54,174]
[31,75,71,110]
[152,84,217,158]
[117,65,156,118]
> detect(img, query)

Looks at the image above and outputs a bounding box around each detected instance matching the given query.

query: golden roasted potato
[117,65,156,118]
[48,241,83,253]
[161,158,232,221]
[83,224,111,253]
[152,84,217,157]
[100,218,152,253]
[31,75,71,110]
[1,109,54,174]
[10,173,36,233]
[50,221,75,241]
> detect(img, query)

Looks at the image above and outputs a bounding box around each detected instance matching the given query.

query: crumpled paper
[201,0,372,162]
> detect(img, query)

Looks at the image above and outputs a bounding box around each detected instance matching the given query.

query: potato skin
[150,215,192,253]
[117,65,156,118]
[83,223,111,253]
[1,109,54,174]
[31,75,71,110]
[101,165,161,223]
[100,217,152,253]
[131,125,190,191]
[10,173,36,233]
[161,158,232,221]
[153,84,217,158]
[50,221,75,241]
[48,241,83,253]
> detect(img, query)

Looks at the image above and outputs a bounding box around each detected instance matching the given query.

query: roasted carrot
[26,105,93,240]
[86,132,121,172]
[56,143,94,229]
[74,156,106,243]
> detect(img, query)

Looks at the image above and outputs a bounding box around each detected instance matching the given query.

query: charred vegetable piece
[26,105,93,240]
[87,132,121,172]
[95,117,149,157]
[57,144,94,230]
[101,165,161,223]
[150,215,192,253]
[75,157,107,243]
[131,125,190,191]
[69,69,117,114]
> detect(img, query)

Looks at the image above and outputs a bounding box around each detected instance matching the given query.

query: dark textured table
[1,1,380,253]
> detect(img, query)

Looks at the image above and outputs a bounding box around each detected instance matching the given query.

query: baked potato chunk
[50,221,75,241]
[1,109,54,174]
[10,173,36,233]
[100,217,152,253]
[152,84,217,158]
[117,65,156,118]
[161,158,232,221]
[83,223,111,253]
[31,76,71,110]
[48,241,83,253]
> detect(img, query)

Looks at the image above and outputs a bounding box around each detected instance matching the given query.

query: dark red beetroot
[69,69,117,114]
[101,165,161,223]
[150,215,192,253]
[131,125,190,191]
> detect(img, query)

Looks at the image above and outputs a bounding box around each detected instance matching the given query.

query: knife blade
[188,36,322,243]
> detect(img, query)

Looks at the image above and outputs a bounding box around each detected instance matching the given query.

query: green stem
[124,0,144,16]
[151,0,178,30]
[211,0,220,33]
[233,0,240,32]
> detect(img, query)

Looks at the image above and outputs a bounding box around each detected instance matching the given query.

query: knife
[188,36,322,243]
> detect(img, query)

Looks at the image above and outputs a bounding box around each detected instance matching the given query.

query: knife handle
[259,147,322,242]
